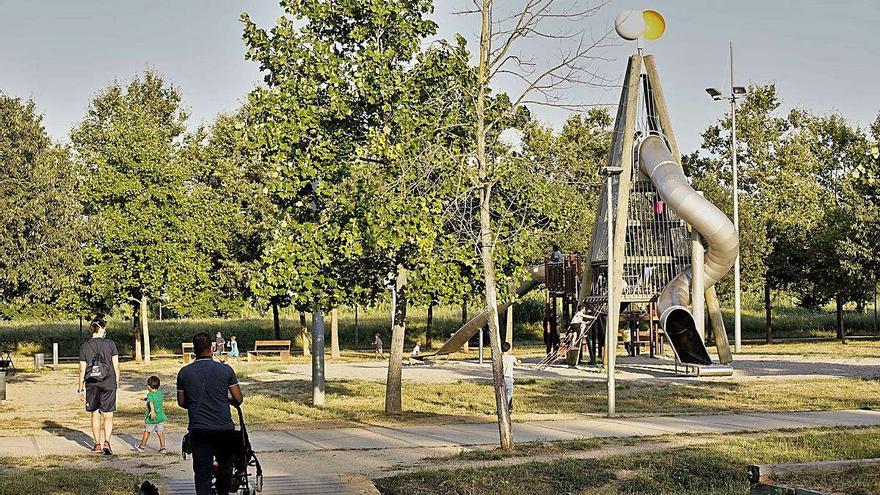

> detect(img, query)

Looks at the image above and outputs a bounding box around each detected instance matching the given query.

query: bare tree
[466,0,611,450]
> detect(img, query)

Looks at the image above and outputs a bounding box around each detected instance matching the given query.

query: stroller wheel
[255,475,263,492]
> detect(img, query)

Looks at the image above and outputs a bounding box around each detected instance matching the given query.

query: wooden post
[505,304,513,349]
[479,327,484,364]
[705,287,733,364]
[299,312,310,357]
[691,225,705,341]
[52,343,59,367]
[141,294,151,363]
[330,308,340,358]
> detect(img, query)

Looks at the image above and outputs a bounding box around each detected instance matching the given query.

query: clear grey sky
[2,1,878,153]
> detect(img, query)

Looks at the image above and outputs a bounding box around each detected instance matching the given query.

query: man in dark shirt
[78,316,121,455]
[177,332,243,495]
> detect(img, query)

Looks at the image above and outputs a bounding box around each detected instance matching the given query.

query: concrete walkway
[3,409,880,457]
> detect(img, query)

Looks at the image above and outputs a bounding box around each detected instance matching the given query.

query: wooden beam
[643,55,681,165]
[610,54,642,310]
[749,458,880,484]
[579,55,638,308]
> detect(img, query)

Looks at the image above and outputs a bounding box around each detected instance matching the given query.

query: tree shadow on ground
[41,420,94,449]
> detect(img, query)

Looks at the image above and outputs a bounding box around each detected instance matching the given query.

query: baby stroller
[229,403,263,494]
[181,404,263,494]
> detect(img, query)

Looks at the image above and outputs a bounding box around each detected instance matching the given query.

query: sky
[1,0,878,154]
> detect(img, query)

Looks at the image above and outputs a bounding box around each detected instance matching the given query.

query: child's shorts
[145,422,165,433]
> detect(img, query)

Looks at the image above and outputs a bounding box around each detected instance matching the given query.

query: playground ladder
[537,303,605,370]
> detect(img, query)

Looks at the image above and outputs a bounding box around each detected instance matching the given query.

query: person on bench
[213,332,226,360]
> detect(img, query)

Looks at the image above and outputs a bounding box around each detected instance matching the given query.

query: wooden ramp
[161,474,379,495]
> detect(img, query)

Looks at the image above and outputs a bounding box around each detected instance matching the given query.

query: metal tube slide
[433,266,545,356]
[639,135,739,365]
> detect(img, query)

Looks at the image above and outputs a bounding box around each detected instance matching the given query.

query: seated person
[227,336,239,358]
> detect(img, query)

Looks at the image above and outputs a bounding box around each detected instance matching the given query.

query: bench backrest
[253,340,291,351]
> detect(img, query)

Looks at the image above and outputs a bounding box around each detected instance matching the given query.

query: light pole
[706,42,746,353]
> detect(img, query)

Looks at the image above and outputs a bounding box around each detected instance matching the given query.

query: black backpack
[84,341,111,383]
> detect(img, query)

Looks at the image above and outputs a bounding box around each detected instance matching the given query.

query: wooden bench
[182,343,195,364]
[247,340,292,362]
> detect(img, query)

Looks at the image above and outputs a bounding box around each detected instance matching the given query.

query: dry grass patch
[0,456,139,495]
[375,426,880,495]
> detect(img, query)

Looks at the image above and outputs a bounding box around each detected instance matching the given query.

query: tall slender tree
[72,71,205,362]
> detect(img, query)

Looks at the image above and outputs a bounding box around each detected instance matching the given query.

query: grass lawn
[739,340,880,359]
[374,427,880,495]
[5,354,880,432]
[0,456,139,495]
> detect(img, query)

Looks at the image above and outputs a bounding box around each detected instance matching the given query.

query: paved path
[161,475,379,495]
[244,354,880,384]
[3,409,880,457]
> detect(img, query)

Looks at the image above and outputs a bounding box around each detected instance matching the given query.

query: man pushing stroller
[177,332,244,494]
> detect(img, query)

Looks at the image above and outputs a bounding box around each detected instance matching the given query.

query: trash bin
[566,349,579,367]
[33,353,44,371]
[0,371,6,401]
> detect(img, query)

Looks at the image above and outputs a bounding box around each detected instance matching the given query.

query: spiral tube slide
[638,135,739,365]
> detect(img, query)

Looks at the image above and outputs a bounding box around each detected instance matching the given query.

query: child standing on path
[373,333,384,359]
[136,375,167,453]
[502,342,520,412]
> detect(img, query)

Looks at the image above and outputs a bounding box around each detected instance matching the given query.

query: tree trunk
[385,265,408,414]
[836,294,846,343]
[461,301,468,326]
[311,310,325,406]
[330,308,340,358]
[141,294,151,363]
[764,279,772,344]
[425,301,434,349]
[478,185,513,450]
[354,304,359,347]
[272,299,282,340]
[476,0,512,450]
[299,312,310,357]
[132,308,142,362]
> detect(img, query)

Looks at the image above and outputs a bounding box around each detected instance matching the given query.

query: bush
[15,341,43,357]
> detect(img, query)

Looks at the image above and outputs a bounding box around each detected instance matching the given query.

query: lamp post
[706,42,746,353]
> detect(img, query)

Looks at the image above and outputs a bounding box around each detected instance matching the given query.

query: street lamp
[706,42,744,353]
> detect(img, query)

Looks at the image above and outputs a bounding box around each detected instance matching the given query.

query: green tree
[72,71,208,362]
[686,84,823,342]
[241,0,438,407]
[176,111,277,321]
[0,93,85,318]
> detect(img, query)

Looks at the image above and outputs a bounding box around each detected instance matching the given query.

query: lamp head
[733,86,746,95]
[705,87,722,100]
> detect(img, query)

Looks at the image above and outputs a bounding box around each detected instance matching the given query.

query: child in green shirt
[135,375,167,453]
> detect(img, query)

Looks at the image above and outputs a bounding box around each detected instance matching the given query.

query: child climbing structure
[433,42,737,377]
